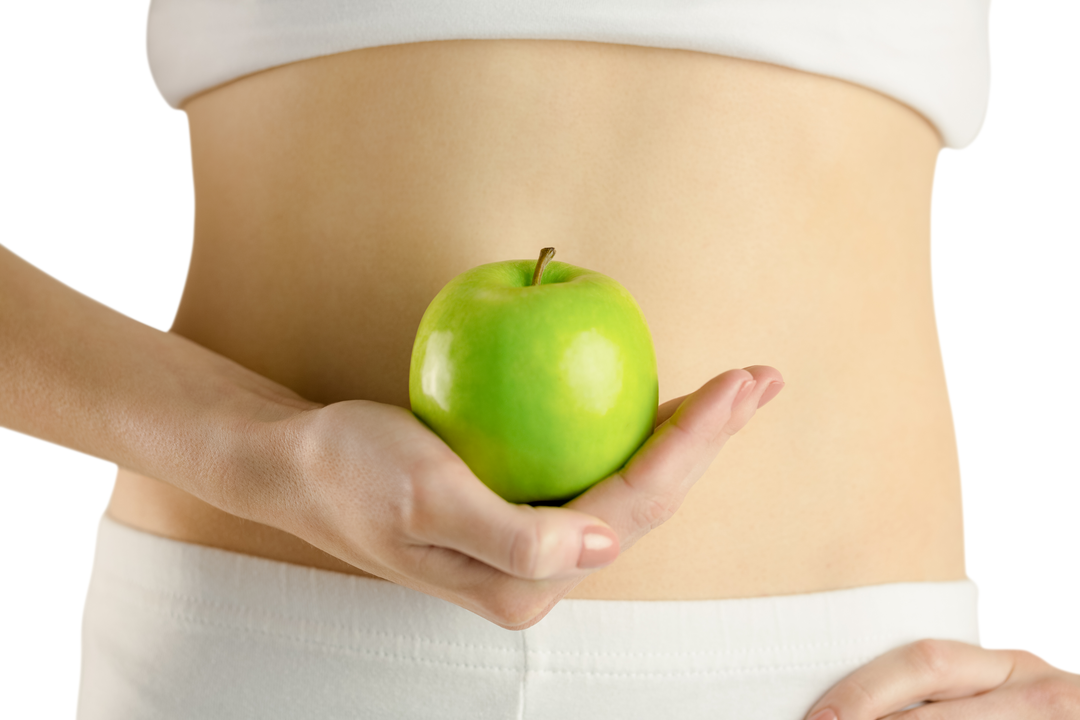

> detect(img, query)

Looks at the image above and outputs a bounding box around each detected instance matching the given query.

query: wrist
[207,386,324,528]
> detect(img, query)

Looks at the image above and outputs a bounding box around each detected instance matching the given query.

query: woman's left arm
[804,639,1080,719]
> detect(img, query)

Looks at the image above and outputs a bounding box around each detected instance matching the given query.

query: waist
[108,39,964,600]
[176,39,943,405]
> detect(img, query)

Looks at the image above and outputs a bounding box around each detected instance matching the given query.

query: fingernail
[808,709,836,720]
[578,526,619,569]
[734,379,757,407]
[757,381,785,408]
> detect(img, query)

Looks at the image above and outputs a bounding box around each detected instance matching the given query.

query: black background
[4,4,1075,708]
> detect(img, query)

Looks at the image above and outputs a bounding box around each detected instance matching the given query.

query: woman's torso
[106,39,966,600]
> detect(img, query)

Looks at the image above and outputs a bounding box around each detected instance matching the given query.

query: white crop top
[147,0,990,148]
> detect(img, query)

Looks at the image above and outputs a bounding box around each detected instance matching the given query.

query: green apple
[409,248,658,504]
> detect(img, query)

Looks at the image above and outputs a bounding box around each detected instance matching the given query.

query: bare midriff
[106,39,966,600]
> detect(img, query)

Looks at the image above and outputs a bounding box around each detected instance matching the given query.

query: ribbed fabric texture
[146,0,989,147]
[78,515,980,719]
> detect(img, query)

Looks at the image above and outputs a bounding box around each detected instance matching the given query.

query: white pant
[78,516,980,719]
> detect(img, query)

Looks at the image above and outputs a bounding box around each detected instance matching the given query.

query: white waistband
[79,515,980,719]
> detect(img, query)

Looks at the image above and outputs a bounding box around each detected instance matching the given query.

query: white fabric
[78,515,980,719]
[146,0,990,148]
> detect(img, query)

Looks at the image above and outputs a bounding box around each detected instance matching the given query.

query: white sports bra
[147,0,990,148]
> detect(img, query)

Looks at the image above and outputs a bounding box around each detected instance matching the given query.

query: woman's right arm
[0,243,319,508]
[0,242,783,629]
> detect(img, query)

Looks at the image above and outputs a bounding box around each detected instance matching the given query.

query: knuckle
[716,414,744,440]
[834,677,879,717]
[402,453,450,540]
[631,493,675,531]
[403,476,431,541]
[673,411,731,453]
[507,520,544,580]
[908,639,953,680]
[1021,676,1080,715]
[478,587,553,629]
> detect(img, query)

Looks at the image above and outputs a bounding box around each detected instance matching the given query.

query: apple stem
[532,247,556,286]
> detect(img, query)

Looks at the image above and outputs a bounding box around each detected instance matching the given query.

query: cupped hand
[804,639,1080,720]
[262,365,783,630]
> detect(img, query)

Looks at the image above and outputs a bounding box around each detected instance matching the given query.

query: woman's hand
[245,365,783,630]
[804,639,1080,719]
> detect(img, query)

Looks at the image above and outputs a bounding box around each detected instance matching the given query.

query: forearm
[0,244,319,512]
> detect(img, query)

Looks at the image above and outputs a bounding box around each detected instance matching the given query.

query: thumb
[513,504,622,577]
[409,458,621,580]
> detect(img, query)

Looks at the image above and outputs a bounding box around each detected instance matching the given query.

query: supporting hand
[253,365,783,630]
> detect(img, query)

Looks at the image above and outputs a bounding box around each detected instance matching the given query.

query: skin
[804,639,1080,719]
[63,35,1075,708]
[3,38,1073,714]
[110,40,965,601]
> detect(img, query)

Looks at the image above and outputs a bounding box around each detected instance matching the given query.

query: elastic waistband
[90,514,979,675]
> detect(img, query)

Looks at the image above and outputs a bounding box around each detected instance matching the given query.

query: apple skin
[409,258,658,504]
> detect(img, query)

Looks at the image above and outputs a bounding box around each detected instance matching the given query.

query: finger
[570,365,783,544]
[402,447,620,582]
[725,362,786,431]
[756,376,785,407]
[882,668,1080,720]
[654,366,785,429]
[879,692,1003,719]
[804,640,1017,720]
